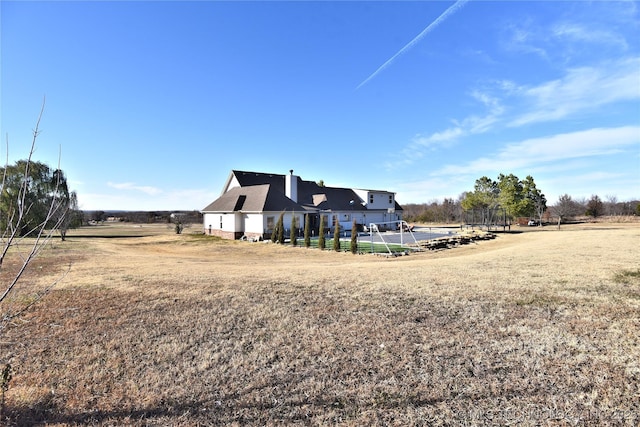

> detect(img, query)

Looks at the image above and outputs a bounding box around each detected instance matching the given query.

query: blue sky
[1,0,639,211]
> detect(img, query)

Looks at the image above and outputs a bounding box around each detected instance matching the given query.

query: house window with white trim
[389,195,393,204]
[267,216,275,231]
[369,194,374,204]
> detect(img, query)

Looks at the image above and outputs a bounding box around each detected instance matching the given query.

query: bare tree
[605,194,619,216]
[0,103,70,415]
[551,194,581,229]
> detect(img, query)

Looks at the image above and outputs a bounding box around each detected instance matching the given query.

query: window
[219,216,223,229]
[369,194,374,204]
[266,216,275,231]
[389,195,393,204]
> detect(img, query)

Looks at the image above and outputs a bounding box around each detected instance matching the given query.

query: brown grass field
[1,221,639,426]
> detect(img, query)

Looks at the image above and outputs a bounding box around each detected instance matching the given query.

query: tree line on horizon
[402,174,639,224]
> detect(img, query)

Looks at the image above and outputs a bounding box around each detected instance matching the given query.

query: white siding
[203,212,237,233]
[243,214,265,234]
[226,175,241,191]
[261,212,303,232]
[354,189,395,210]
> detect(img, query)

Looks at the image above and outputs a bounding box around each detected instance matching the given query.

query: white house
[201,170,403,240]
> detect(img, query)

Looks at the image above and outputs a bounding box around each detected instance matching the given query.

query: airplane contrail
[356,0,470,90]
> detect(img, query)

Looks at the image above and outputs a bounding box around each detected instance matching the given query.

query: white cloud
[107,182,163,196]
[502,22,548,59]
[389,55,640,171]
[434,126,640,176]
[509,57,640,126]
[552,23,628,50]
[394,127,639,204]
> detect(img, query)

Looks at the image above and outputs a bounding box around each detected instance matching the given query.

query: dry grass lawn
[1,222,639,425]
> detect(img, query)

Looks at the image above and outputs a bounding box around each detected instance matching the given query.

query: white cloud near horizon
[107,182,163,196]
[434,125,640,176]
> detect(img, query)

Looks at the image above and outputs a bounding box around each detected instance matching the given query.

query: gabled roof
[228,170,286,193]
[202,184,304,213]
[203,170,403,213]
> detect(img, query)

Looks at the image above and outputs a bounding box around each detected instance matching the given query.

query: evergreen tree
[290,214,297,246]
[270,216,279,243]
[318,215,326,250]
[586,195,604,218]
[276,212,285,244]
[497,173,529,219]
[350,219,358,254]
[333,217,341,251]
[304,214,311,248]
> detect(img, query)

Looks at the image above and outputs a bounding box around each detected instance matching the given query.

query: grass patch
[1,224,639,425]
[613,268,640,284]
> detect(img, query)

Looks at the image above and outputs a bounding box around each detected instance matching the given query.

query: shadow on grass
[6,384,598,426]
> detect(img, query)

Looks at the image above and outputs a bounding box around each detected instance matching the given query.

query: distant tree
[605,194,620,216]
[441,198,458,223]
[636,203,640,216]
[290,214,297,246]
[403,198,463,224]
[317,180,325,187]
[585,195,604,218]
[146,212,157,223]
[333,217,341,251]
[172,214,184,235]
[463,174,546,227]
[462,176,500,227]
[350,219,358,254]
[0,160,74,237]
[276,212,285,244]
[497,173,530,219]
[91,210,105,222]
[303,214,311,248]
[552,194,581,229]
[522,175,546,225]
[318,215,326,250]
[461,176,499,212]
[57,191,81,240]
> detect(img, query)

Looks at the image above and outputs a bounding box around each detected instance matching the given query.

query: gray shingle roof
[201,184,303,213]
[202,170,402,213]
